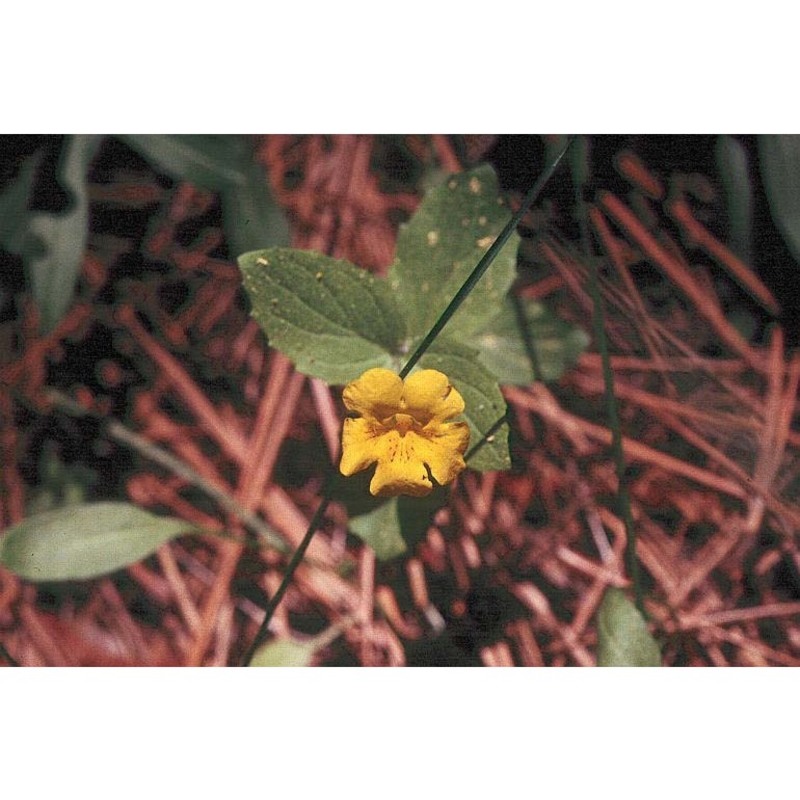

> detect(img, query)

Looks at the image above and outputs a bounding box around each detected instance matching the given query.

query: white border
[2,668,797,797]
[4,3,795,132]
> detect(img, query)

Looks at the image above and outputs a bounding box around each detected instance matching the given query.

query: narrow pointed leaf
[389,164,520,339]
[239,247,407,384]
[26,135,102,332]
[0,502,193,582]
[123,135,289,254]
[596,587,661,666]
[758,135,800,264]
[715,135,753,265]
[222,161,290,256]
[0,151,43,254]
[122,134,246,188]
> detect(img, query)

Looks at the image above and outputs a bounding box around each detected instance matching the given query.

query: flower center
[390,412,416,435]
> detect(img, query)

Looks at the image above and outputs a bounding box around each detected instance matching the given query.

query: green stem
[589,272,643,615]
[464,413,508,464]
[240,483,334,666]
[575,140,644,616]
[45,389,288,554]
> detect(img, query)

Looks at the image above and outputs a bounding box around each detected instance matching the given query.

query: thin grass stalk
[573,137,644,616]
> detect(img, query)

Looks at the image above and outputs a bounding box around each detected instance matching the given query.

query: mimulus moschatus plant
[236,143,590,663]
[237,155,586,545]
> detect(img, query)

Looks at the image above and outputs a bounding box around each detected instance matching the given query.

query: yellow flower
[340,368,470,497]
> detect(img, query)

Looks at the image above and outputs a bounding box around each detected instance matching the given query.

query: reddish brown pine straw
[0,135,798,666]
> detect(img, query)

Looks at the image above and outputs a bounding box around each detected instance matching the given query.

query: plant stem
[45,389,288,554]
[588,266,643,615]
[240,487,333,666]
[574,139,644,616]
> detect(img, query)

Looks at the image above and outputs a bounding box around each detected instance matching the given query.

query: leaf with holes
[389,164,520,340]
[238,247,407,384]
[475,295,589,384]
[0,502,193,582]
[596,588,661,667]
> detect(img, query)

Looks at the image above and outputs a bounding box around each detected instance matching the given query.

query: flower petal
[408,423,470,485]
[340,367,471,498]
[342,368,403,421]
[340,418,381,476]
[368,430,433,497]
[402,369,465,424]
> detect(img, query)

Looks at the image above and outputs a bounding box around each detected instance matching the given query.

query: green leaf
[596,588,661,667]
[122,134,246,189]
[26,442,97,515]
[0,151,43,255]
[389,164,520,340]
[250,639,315,667]
[758,135,800,263]
[348,499,408,560]
[715,135,753,265]
[345,483,446,560]
[238,247,407,384]
[420,337,510,472]
[475,295,589,385]
[568,135,590,189]
[221,160,290,256]
[249,621,346,666]
[25,135,102,333]
[0,502,193,582]
[122,135,290,254]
